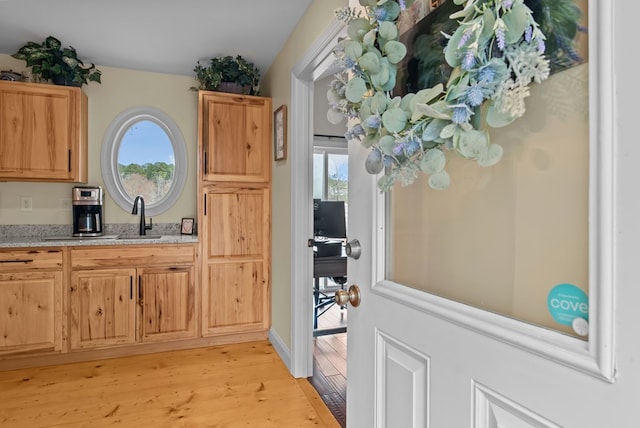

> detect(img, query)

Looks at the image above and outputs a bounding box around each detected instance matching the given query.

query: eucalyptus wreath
[328,0,583,191]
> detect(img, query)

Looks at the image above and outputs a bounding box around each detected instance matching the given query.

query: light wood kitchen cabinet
[138,266,195,342]
[198,91,271,183]
[201,185,271,336]
[0,249,64,356]
[70,268,136,349]
[197,91,272,339]
[70,245,196,350]
[0,80,88,182]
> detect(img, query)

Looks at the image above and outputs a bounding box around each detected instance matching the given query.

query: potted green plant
[11,35,102,87]
[190,55,260,95]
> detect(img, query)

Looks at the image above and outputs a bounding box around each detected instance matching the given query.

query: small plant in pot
[191,55,260,95]
[11,35,102,87]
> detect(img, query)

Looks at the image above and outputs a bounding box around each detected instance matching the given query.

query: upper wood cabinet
[0,81,88,182]
[198,91,271,183]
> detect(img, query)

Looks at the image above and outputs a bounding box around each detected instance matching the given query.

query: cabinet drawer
[0,249,64,272]
[71,244,196,269]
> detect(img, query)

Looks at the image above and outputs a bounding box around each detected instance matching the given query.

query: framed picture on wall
[274,104,287,161]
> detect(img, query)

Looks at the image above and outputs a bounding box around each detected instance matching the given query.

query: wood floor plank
[0,341,336,428]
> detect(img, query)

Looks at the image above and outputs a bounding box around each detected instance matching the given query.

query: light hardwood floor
[0,341,339,428]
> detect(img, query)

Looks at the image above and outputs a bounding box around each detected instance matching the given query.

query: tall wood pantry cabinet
[197,91,272,339]
[0,80,88,182]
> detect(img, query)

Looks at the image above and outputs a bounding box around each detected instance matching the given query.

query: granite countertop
[0,223,198,248]
[0,234,198,248]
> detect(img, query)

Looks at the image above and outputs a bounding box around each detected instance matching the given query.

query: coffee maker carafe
[72,186,104,237]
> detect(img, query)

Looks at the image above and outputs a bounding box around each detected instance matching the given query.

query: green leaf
[380,62,397,92]
[412,103,451,122]
[503,3,530,44]
[420,148,446,174]
[444,25,466,68]
[327,108,344,125]
[343,41,363,61]
[345,77,367,103]
[477,143,504,167]
[414,84,443,104]
[347,18,373,42]
[428,170,451,190]
[44,36,61,50]
[363,28,378,47]
[454,129,488,159]
[379,21,399,41]
[370,61,390,89]
[358,51,381,73]
[422,119,448,141]
[382,108,408,134]
[381,1,401,21]
[369,91,389,115]
[379,135,396,155]
[383,40,407,64]
[440,123,457,139]
[486,102,516,128]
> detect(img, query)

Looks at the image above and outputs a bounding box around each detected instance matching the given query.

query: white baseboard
[269,328,292,374]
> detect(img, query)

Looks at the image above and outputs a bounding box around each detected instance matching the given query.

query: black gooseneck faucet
[132,196,153,235]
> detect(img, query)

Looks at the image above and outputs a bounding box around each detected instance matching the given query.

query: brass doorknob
[335,284,361,307]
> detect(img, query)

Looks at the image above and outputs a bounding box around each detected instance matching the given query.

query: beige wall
[0,54,198,225]
[261,0,346,348]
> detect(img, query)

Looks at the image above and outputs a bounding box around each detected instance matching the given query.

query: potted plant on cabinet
[190,55,260,95]
[11,35,102,87]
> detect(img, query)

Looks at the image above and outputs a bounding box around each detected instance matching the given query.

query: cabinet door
[139,266,196,342]
[0,81,87,182]
[70,268,136,349]
[202,186,271,336]
[199,92,271,183]
[203,261,267,336]
[0,271,63,355]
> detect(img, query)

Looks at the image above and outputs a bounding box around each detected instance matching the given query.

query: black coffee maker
[72,186,104,237]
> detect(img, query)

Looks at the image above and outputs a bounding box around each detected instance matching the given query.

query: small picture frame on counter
[181,218,194,235]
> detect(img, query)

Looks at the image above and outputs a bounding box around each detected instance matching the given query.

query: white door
[343,3,633,427]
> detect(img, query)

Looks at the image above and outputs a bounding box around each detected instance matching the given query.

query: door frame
[289,18,346,378]
[289,0,615,382]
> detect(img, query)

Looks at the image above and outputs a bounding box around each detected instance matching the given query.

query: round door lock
[335,284,361,307]
[345,239,361,259]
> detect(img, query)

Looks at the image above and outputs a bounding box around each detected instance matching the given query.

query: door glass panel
[386,0,589,339]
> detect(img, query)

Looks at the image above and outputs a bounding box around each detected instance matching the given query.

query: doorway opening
[309,80,349,427]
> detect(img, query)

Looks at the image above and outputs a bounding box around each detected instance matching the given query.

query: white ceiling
[0,0,314,78]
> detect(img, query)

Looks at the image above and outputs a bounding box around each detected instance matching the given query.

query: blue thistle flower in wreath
[328,0,584,191]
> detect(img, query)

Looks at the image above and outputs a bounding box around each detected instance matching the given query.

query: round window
[101,107,187,216]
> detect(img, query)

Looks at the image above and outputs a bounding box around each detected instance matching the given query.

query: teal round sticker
[547,283,588,326]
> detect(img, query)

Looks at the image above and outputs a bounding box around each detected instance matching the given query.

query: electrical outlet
[20,196,33,211]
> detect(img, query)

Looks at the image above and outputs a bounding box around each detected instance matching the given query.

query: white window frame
[101,106,187,216]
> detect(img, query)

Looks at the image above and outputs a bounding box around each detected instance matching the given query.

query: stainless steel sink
[117,234,163,240]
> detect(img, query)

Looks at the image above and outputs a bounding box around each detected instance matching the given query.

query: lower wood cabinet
[70,268,137,349]
[70,245,196,350]
[0,249,64,356]
[201,185,271,337]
